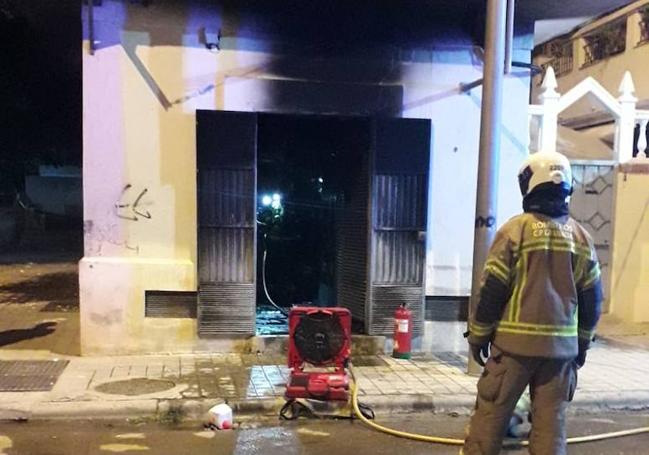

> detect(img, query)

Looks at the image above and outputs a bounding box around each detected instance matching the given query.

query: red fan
[285,307,352,401]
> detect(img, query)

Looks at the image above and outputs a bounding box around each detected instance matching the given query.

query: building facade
[82,0,629,354]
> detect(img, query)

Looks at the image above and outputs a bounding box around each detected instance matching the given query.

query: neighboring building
[531,0,649,325]
[25,166,82,218]
[81,0,631,355]
[532,0,649,158]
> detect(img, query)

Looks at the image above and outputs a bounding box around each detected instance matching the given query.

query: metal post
[88,0,95,55]
[504,0,515,74]
[467,0,508,375]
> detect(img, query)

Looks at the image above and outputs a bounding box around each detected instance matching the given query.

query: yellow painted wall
[609,165,649,323]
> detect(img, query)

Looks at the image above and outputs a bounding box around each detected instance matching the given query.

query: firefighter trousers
[461,346,577,455]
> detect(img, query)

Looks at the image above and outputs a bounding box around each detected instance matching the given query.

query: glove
[575,340,589,369]
[470,342,490,367]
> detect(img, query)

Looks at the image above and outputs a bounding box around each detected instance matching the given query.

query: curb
[30,399,160,420]
[6,390,648,422]
[157,397,286,420]
[571,391,649,412]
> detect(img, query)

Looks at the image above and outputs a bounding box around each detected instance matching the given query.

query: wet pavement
[0,261,80,356]
[255,307,288,335]
[0,412,648,454]
[1,256,649,427]
[0,339,647,422]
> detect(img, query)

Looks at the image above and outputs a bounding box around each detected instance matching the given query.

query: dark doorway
[196,111,430,338]
[256,115,370,333]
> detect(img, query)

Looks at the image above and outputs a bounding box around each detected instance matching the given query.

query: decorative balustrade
[634,111,649,159]
[529,67,647,163]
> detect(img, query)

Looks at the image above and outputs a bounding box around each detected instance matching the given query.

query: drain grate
[0,360,69,392]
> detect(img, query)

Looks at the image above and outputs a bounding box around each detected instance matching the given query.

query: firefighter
[461,151,603,455]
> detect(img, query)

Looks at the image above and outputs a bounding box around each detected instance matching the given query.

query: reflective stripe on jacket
[468,212,603,358]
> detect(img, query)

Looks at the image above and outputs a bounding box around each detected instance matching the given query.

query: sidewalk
[0,336,648,422]
[2,256,648,422]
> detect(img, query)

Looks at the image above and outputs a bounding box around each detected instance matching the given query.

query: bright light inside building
[269,193,282,209]
[318,177,324,183]
[261,195,272,206]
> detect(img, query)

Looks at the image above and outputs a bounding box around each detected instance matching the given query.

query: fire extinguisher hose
[349,365,649,446]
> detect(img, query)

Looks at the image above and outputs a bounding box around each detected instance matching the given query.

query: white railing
[529,66,648,163]
[635,110,649,159]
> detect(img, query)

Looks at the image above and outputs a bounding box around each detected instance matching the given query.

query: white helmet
[518,151,572,197]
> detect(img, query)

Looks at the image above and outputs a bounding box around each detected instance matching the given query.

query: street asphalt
[0,412,648,454]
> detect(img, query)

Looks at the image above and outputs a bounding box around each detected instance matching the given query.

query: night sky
[0,0,81,190]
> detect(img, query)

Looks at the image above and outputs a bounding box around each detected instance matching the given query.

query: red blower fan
[285,307,352,401]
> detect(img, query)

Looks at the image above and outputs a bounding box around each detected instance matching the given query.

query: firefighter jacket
[468,212,603,359]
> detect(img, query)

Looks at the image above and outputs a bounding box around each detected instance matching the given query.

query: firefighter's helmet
[518,151,572,197]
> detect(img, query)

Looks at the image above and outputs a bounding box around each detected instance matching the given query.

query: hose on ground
[261,233,289,317]
[349,364,649,447]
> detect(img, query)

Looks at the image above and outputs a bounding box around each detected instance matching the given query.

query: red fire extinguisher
[393,303,412,359]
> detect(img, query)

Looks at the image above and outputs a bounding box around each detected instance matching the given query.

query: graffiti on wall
[115,184,152,221]
[83,184,155,255]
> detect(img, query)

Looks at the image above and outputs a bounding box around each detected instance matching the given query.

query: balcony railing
[537,41,573,83]
[582,20,627,67]
[541,55,573,78]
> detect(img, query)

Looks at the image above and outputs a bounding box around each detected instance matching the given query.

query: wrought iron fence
[570,161,615,311]
[537,41,573,84]
[540,55,573,78]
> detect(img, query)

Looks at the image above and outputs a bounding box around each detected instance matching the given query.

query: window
[540,41,574,78]
[582,19,627,67]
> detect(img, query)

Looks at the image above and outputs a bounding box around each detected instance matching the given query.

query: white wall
[424,42,533,295]
[82,0,533,353]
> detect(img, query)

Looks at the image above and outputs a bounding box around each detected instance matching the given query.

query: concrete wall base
[80,256,197,355]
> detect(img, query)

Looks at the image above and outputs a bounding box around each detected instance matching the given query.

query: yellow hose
[350,373,464,446]
[349,367,649,447]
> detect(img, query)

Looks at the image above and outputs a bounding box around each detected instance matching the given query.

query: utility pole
[467,0,508,375]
